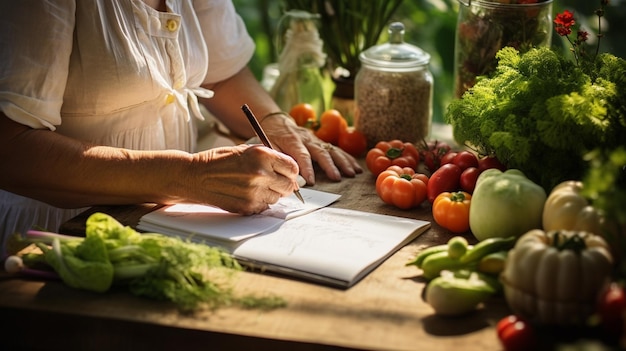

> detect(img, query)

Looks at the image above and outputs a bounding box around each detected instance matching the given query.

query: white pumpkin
[500,229,613,325]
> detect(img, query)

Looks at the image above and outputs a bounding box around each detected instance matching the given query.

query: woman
[0,0,361,254]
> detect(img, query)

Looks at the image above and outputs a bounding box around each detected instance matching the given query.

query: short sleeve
[193,0,255,84]
[0,1,75,130]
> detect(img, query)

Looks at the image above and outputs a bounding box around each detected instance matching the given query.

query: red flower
[554,10,576,36]
[577,30,589,42]
[554,10,576,27]
[555,26,571,36]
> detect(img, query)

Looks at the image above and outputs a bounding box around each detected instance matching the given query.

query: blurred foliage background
[232,0,626,123]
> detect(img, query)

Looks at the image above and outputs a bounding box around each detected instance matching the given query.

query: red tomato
[459,167,480,194]
[376,165,428,210]
[452,151,479,171]
[338,127,368,157]
[478,155,507,172]
[376,165,416,191]
[289,103,317,128]
[365,140,420,176]
[440,151,457,166]
[366,149,393,176]
[413,173,429,187]
[596,282,626,339]
[432,191,472,233]
[427,163,462,203]
[315,109,348,144]
[496,315,537,351]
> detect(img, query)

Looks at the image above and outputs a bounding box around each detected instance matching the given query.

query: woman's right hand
[0,114,298,214]
[188,144,300,215]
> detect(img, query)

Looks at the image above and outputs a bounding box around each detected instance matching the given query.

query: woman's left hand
[261,113,362,185]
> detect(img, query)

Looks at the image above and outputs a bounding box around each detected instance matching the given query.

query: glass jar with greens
[270,10,327,116]
[453,0,553,98]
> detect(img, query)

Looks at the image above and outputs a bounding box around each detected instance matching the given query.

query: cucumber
[477,250,508,275]
[447,236,469,259]
[459,236,516,264]
[406,244,448,268]
[421,251,476,280]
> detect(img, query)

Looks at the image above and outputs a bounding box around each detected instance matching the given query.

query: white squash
[542,180,604,235]
[500,229,613,325]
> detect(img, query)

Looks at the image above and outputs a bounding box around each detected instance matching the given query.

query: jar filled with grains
[354,22,433,148]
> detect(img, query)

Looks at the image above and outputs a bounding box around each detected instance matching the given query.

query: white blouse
[0,0,255,254]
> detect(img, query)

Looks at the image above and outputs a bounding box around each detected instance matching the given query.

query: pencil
[241,104,305,204]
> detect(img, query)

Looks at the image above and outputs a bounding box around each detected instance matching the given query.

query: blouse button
[166,19,178,32]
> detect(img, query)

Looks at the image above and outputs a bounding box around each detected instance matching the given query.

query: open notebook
[137,188,430,288]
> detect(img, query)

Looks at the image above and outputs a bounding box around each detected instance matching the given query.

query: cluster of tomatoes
[365,139,507,233]
[289,103,367,157]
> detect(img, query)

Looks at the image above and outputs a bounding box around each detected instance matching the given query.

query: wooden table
[0,162,513,351]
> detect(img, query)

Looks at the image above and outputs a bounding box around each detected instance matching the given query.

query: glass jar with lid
[354,22,433,148]
[270,10,327,117]
[453,0,553,98]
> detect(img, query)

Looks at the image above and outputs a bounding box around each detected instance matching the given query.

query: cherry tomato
[452,151,479,171]
[432,191,471,233]
[459,167,480,194]
[365,140,420,176]
[338,127,368,157]
[478,155,507,172]
[315,109,348,145]
[376,165,428,210]
[427,163,462,203]
[496,315,537,351]
[419,140,452,173]
[289,103,317,128]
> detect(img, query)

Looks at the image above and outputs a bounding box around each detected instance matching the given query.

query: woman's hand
[199,67,362,185]
[261,113,362,185]
[191,144,300,215]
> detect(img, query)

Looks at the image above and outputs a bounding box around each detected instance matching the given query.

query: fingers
[308,141,363,181]
[193,145,298,215]
[243,145,300,198]
[260,117,316,184]
[266,149,302,197]
[309,142,341,181]
[257,113,364,184]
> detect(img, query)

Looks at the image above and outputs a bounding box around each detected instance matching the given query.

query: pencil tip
[295,190,305,204]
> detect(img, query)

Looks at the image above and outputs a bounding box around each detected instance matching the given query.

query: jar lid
[359,22,430,68]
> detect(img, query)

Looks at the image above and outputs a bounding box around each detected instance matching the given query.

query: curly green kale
[446,46,626,191]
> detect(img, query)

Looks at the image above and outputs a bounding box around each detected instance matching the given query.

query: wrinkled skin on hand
[192,144,300,215]
[260,114,362,185]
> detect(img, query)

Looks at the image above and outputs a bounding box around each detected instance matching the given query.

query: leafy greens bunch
[445,1,626,191]
[13,213,284,312]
